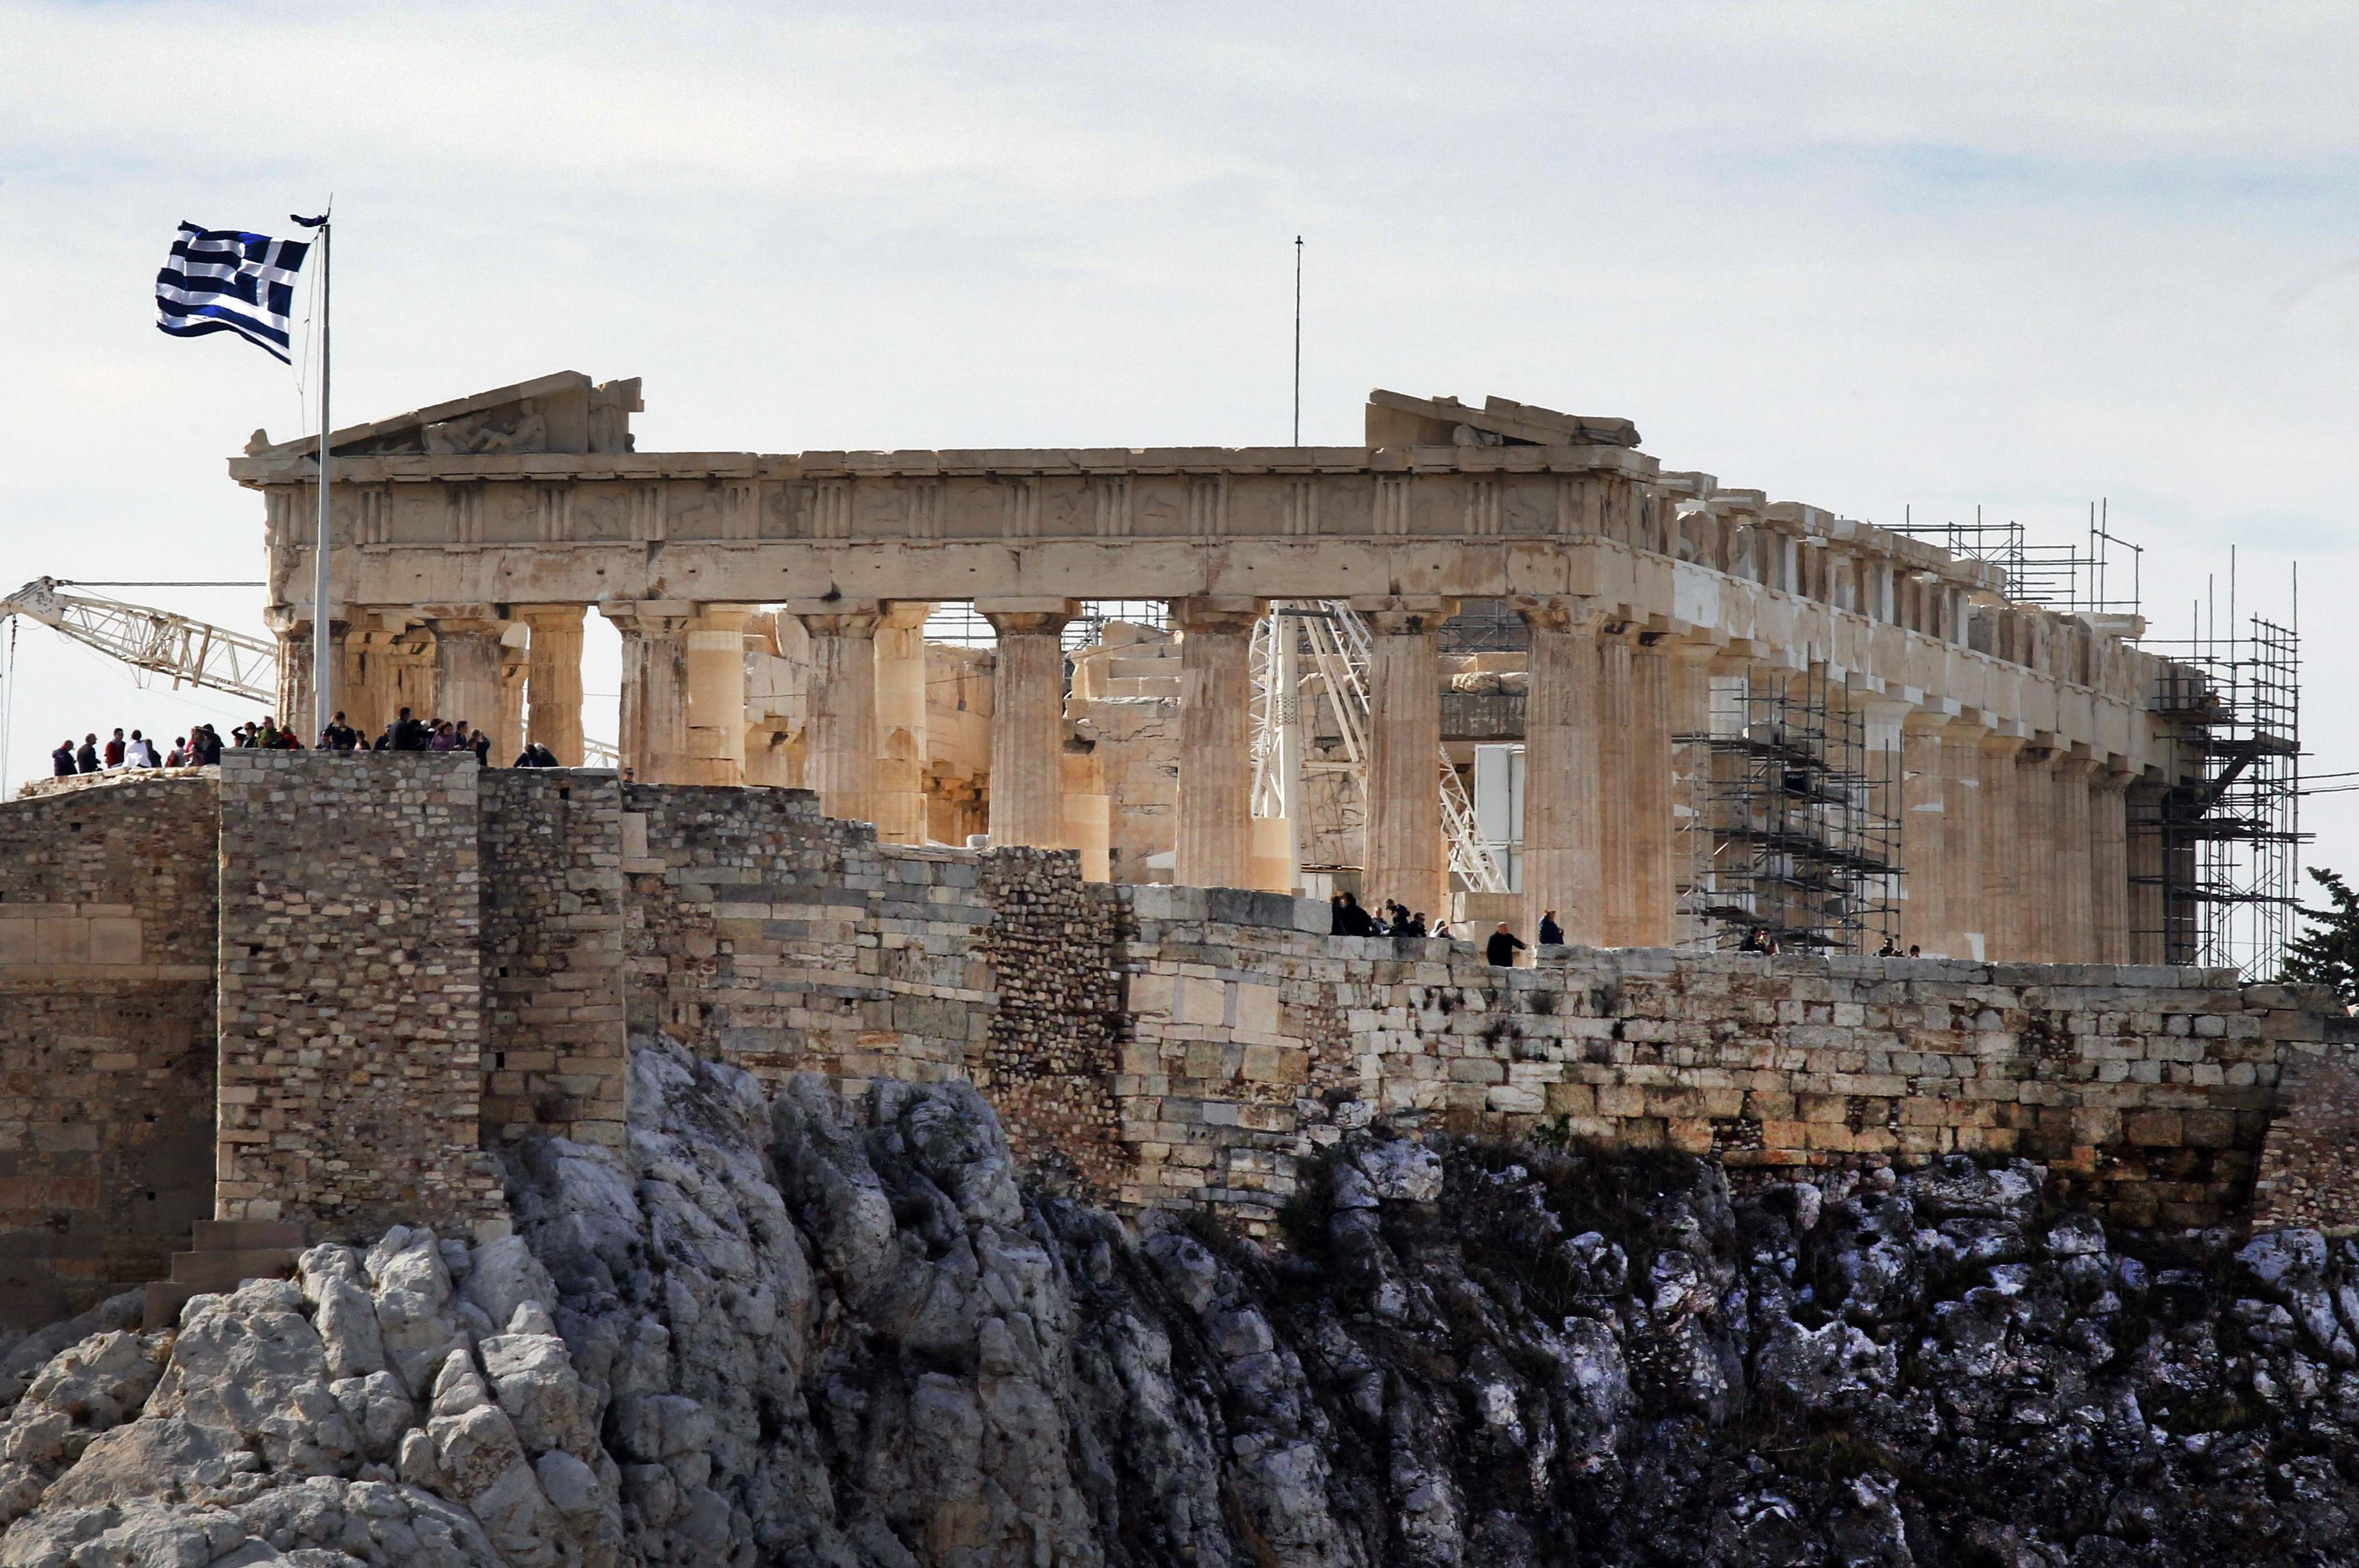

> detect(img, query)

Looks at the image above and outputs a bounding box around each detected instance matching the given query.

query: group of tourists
[51,724,233,774]
[1328,892,1448,939]
[51,708,573,776]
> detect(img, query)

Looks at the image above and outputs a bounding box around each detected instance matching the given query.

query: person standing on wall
[1487,923,1527,967]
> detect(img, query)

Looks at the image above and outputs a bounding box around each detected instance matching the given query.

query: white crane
[1248,599,1507,895]
[0,578,620,765]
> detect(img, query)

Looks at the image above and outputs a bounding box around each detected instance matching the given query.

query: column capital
[1351,595,1457,636]
[1170,597,1266,636]
[1509,595,1607,636]
[878,600,937,632]
[795,609,881,638]
[978,597,1078,638]
[510,603,585,630]
[1977,730,2028,760]
[599,600,696,636]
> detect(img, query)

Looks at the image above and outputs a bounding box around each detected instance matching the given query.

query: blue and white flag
[154,222,311,362]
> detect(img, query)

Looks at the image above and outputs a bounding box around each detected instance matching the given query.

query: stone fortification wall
[618,785,1123,1181]
[478,771,629,1150]
[0,775,218,1331]
[1114,888,2356,1234]
[214,752,505,1234]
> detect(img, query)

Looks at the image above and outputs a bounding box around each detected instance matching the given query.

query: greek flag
[154,222,311,362]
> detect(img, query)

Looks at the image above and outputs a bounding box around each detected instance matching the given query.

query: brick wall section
[975,849,1126,1192]
[479,771,628,1150]
[0,775,218,1332]
[214,753,504,1234]
[1114,889,2349,1234]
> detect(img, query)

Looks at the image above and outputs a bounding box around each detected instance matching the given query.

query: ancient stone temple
[229,372,2200,965]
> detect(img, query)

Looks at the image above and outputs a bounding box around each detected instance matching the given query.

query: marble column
[389,628,438,727]
[427,610,509,743]
[1669,642,1720,948]
[515,605,586,766]
[685,605,752,786]
[1516,597,1607,947]
[601,601,695,784]
[873,601,937,845]
[2053,754,2097,963]
[1172,598,1263,891]
[337,623,389,741]
[2093,767,2132,965]
[1977,734,2026,959]
[1859,696,1911,952]
[1631,637,1676,946]
[1901,715,1950,954]
[980,601,1077,849]
[2014,748,2057,960]
[792,604,881,824]
[1597,627,1640,946]
[2127,781,2167,964]
[1359,597,1455,923]
[1941,722,1988,960]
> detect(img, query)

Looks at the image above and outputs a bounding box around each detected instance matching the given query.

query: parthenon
[233,370,2207,964]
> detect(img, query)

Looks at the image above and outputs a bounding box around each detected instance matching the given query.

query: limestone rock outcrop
[11,1038,2359,1563]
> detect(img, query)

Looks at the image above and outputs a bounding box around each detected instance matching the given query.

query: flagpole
[311,215,332,743]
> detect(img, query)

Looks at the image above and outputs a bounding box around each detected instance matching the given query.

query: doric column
[1358,597,1455,924]
[2127,780,2167,964]
[1516,597,1608,947]
[2052,753,2098,963]
[496,636,528,766]
[2092,767,2132,964]
[2014,747,2057,960]
[515,605,586,766]
[1977,733,2026,958]
[685,605,752,786]
[1900,714,1949,954]
[389,627,438,725]
[1941,722,1988,959]
[1631,636,1676,946]
[268,613,312,734]
[874,602,937,845]
[1858,696,1911,951]
[1669,642,1721,948]
[1172,597,1264,891]
[1597,626,1640,945]
[426,608,509,741]
[788,602,881,823]
[980,599,1077,849]
[601,601,695,784]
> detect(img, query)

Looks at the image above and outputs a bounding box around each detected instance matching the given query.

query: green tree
[2283,866,2359,1005]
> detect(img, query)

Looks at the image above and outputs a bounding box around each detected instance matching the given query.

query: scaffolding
[1891,501,2143,620]
[1678,664,1900,952]
[2136,584,2302,975]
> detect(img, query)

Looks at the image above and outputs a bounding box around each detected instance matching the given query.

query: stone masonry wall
[975,848,1126,1192]
[479,771,629,1150]
[1115,887,2355,1235]
[214,752,504,1234]
[0,775,218,1332]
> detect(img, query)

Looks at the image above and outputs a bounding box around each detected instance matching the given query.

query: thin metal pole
[311,218,332,741]
[1291,236,1302,445]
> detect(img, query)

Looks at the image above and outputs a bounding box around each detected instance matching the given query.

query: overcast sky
[1,1,2352,914]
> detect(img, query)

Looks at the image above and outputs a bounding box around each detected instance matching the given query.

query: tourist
[51,740,74,777]
[1908,945,1921,958]
[320,711,361,750]
[1741,927,1768,954]
[126,730,157,767]
[195,725,223,765]
[76,734,99,773]
[165,736,187,767]
[1405,911,1429,937]
[1539,909,1564,945]
[514,741,560,768]
[468,728,491,765]
[103,729,126,767]
[1485,922,1527,967]
[386,708,428,751]
[1878,936,1899,957]
[428,721,459,753]
[1334,892,1375,937]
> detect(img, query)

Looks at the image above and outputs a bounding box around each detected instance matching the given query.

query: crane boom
[0,578,276,702]
[0,578,621,765]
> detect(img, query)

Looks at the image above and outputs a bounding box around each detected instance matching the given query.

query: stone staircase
[1073,625,1184,702]
[141,1219,311,1330]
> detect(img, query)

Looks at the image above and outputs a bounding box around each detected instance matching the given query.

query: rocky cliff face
[6,1040,2359,1565]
